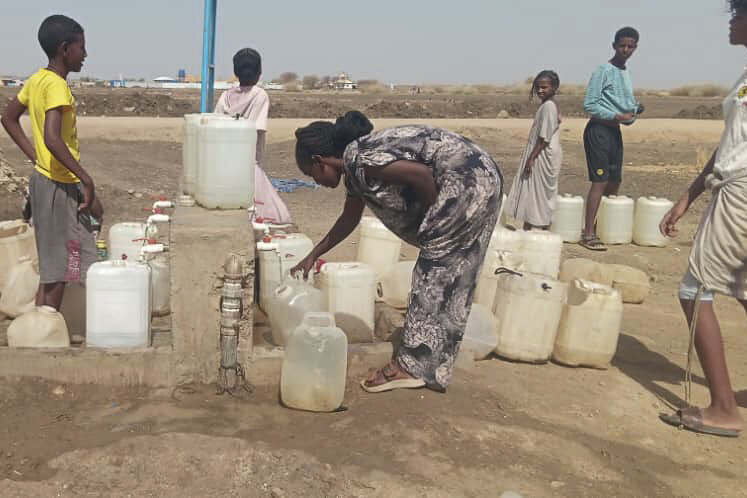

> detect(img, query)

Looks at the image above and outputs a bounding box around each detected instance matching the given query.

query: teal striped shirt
[583,63,637,121]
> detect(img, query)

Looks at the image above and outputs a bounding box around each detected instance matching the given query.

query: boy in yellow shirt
[1,14,101,312]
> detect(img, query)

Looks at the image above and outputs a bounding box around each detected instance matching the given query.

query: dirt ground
[0,86,726,120]
[1,110,747,497]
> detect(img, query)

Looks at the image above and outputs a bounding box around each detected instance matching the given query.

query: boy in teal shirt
[580,26,643,251]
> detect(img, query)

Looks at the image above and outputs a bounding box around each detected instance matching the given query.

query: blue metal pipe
[199,0,216,112]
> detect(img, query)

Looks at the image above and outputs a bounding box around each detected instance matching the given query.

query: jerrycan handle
[494,267,523,277]
[302,312,336,328]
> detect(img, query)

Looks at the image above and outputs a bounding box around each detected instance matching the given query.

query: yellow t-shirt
[17,68,80,183]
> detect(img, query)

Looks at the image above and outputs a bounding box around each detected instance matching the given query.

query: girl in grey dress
[292,111,503,392]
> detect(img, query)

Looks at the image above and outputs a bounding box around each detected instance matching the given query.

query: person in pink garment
[214,48,292,224]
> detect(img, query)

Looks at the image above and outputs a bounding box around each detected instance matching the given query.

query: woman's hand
[290,253,317,280]
[659,198,689,237]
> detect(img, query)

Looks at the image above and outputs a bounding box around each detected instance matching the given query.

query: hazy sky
[2,0,745,88]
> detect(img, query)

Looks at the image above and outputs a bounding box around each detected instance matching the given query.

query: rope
[685,285,704,406]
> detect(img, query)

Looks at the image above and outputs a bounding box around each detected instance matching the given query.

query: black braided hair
[530,70,560,100]
[294,111,373,170]
[614,26,639,44]
[730,0,747,12]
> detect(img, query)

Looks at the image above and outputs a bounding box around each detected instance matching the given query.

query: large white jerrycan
[256,233,314,312]
[0,256,39,318]
[317,262,376,343]
[553,279,623,369]
[473,249,521,311]
[8,305,70,348]
[267,273,327,346]
[148,253,171,317]
[489,226,523,254]
[60,282,86,338]
[377,260,416,309]
[597,195,634,245]
[86,260,151,348]
[356,216,402,282]
[520,230,563,278]
[0,219,36,288]
[181,113,220,195]
[633,196,674,247]
[195,116,256,209]
[551,194,584,243]
[108,222,147,262]
[493,269,567,363]
[281,312,348,412]
[460,303,499,360]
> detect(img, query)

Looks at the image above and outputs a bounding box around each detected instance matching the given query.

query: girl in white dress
[506,70,562,230]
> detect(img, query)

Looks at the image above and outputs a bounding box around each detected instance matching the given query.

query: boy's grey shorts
[29,171,97,284]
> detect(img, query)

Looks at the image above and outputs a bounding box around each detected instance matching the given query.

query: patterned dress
[343,125,503,390]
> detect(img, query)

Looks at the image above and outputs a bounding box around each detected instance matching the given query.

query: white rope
[685,285,704,406]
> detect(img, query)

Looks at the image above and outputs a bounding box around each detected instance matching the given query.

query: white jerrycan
[267,273,327,346]
[8,305,70,348]
[281,312,347,412]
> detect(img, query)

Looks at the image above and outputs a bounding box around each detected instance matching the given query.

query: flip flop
[659,408,740,438]
[579,236,607,252]
[360,364,425,393]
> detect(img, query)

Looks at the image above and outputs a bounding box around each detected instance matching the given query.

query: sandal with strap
[660,407,740,438]
[579,235,607,252]
[360,362,425,393]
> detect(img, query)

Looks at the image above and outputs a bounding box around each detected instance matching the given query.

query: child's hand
[659,198,688,237]
[90,195,104,220]
[78,181,95,213]
[523,158,535,178]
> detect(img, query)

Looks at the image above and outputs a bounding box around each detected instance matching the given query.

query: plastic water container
[377,260,416,309]
[60,282,86,338]
[493,270,567,362]
[281,312,347,412]
[489,226,523,254]
[0,256,39,318]
[181,113,219,195]
[597,195,634,245]
[496,193,508,227]
[86,260,151,348]
[195,116,257,209]
[461,303,499,360]
[551,194,584,243]
[267,274,327,346]
[554,279,623,369]
[634,196,674,247]
[473,249,521,311]
[257,233,314,312]
[317,262,376,343]
[149,253,171,317]
[0,219,36,288]
[108,222,146,261]
[356,216,402,281]
[8,305,70,348]
[520,230,563,278]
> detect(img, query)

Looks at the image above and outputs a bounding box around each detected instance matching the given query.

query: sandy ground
[1,116,747,497]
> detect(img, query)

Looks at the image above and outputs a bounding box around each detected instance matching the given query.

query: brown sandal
[360,362,425,393]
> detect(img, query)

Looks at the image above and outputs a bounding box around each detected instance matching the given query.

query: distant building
[332,72,357,90]
[108,79,126,88]
[262,82,285,91]
[1,78,23,87]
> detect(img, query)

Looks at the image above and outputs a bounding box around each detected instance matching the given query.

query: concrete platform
[0,206,393,388]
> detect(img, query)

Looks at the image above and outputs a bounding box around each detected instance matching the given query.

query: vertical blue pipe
[199,0,215,112]
[207,0,217,110]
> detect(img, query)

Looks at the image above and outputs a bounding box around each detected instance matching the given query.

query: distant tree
[302,75,320,89]
[278,72,299,84]
[357,79,379,86]
[320,75,332,88]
